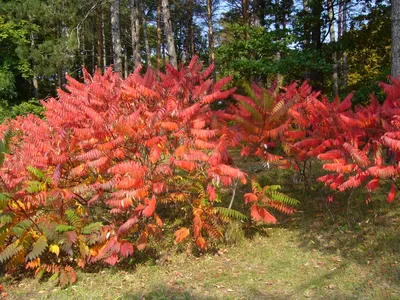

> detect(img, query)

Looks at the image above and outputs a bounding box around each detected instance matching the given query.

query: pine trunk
[242,0,249,25]
[30,33,39,98]
[124,43,129,78]
[161,0,177,67]
[207,0,215,79]
[328,0,338,95]
[187,0,195,59]
[309,0,323,91]
[275,0,283,86]
[393,0,400,76]
[253,0,265,27]
[131,0,141,68]
[110,0,122,72]
[157,0,162,71]
[97,5,103,71]
[339,0,348,89]
[303,0,310,81]
[139,1,151,66]
[102,8,107,69]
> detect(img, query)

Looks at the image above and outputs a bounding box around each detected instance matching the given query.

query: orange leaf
[196,236,207,249]
[137,231,148,251]
[154,213,163,227]
[251,204,277,224]
[174,227,190,244]
[143,196,156,217]
[388,183,396,203]
[244,193,258,204]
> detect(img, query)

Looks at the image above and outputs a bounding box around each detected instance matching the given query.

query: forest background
[0,0,392,119]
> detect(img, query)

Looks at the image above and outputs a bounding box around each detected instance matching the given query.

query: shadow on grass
[234,155,400,285]
[119,284,292,300]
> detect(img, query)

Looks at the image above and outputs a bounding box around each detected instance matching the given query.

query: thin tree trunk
[30,33,39,98]
[110,0,122,72]
[186,0,195,58]
[161,0,177,67]
[393,0,400,77]
[92,39,95,74]
[310,0,323,91]
[342,0,348,89]
[139,1,151,66]
[124,44,129,78]
[81,26,86,69]
[102,8,107,69]
[253,0,265,27]
[57,24,64,87]
[242,0,249,25]
[131,0,141,68]
[207,0,215,79]
[157,0,162,71]
[275,0,283,86]
[97,5,103,72]
[328,0,338,95]
[303,0,310,81]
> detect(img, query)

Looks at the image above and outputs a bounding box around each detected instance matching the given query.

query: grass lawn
[2,157,400,299]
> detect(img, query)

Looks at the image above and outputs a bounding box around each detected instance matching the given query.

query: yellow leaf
[79,241,89,258]
[49,244,60,257]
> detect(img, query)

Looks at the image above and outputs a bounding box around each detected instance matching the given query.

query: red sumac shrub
[0,58,298,286]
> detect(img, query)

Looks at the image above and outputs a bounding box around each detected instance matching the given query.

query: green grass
[2,156,400,299]
[2,228,399,299]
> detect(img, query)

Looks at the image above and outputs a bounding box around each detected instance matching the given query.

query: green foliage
[81,222,103,235]
[26,235,48,261]
[215,207,248,221]
[12,219,32,237]
[66,210,82,229]
[0,99,44,123]
[55,225,75,233]
[0,128,11,166]
[0,242,21,263]
[216,24,290,84]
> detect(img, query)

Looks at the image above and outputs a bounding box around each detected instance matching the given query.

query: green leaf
[49,270,59,282]
[12,219,33,237]
[0,242,22,263]
[27,166,46,180]
[26,180,46,194]
[270,191,299,206]
[26,235,48,261]
[35,268,45,280]
[0,192,11,210]
[55,224,75,233]
[215,207,248,221]
[81,222,103,235]
[0,212,14,224]
[66,210,82,229]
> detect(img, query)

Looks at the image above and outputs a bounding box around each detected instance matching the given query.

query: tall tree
[309,0,323,91]
[207,0,215,74]
[162,0,177,67]
[328,0,338,95]
[139,1,151,66]
[131,0,141,68]
[242,0,249,25]
[338,0,348,89]
[157,0,162,70]
[253,0,265,27]
[187,0,196,58]
[96,5,104,71]
[392,0,400,77]
[110,0,122,72]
